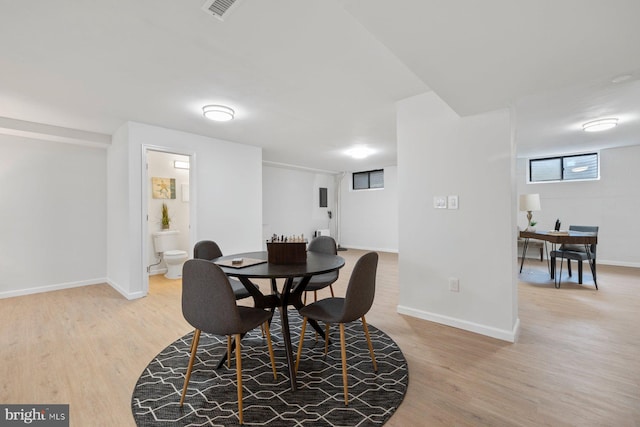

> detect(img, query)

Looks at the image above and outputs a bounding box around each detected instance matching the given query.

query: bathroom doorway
[142,146,194,294]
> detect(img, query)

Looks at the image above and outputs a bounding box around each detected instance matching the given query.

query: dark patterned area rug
[132,310,408,426]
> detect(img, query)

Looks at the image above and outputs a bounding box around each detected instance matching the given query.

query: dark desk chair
[293,236,339,303]
[295,251,378,406]
[179,259,277,424]
[550,225,599,287]
[193,240,255,300]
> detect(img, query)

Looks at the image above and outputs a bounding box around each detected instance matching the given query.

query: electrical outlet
[449,277,460,292]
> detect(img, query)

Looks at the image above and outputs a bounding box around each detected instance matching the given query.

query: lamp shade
[519,194,541,212]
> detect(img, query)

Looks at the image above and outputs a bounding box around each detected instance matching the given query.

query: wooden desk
[214,251,345,390]
[519,230,598,288]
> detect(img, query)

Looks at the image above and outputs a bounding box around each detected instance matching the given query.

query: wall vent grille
[201,0,241,21]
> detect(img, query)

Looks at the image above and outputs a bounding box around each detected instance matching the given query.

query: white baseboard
[106,279,146,300]
[598,259,640,269]
[0,278,105,299]
[397,304,520,343]
[338,244,398,254]
[148,266,168,276]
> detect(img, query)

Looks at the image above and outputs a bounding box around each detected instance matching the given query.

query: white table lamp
[519,194,541,230]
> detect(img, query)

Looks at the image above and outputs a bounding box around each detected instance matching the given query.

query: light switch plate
[434,196,447,209]
[447,195,458,209]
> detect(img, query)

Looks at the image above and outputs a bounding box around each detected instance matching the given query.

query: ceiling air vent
[201,0,242,21]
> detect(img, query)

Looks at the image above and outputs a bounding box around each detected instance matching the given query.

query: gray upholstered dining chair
[550,225,599,286]
[293,236,339,303]
[179,259,277,425]
[295,251,378,406]
[193,240,255,299]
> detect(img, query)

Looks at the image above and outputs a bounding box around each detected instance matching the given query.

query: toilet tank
[153,230,180,253]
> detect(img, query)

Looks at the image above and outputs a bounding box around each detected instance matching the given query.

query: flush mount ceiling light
[203,105,234,122]
[345,146,374,159]
[582,118,618,132]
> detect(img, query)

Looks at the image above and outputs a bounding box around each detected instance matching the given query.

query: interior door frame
[141,144,197,295]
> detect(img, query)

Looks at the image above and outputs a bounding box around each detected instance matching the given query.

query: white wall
[262,165,399,253]
[262,165,335,245]
[517,145,640,267]
[0,134,107,297]
[147,151,190,274]
[107,122,263,299]
[339,166,398,252]
[106,124,133,299]
[397,92,518,342]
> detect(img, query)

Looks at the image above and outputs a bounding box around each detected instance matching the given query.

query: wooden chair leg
[295,317,308,374]
[180,329,201,407]
[361,315,377,372]
[313,295,319,341]
[189,329,198,354]
[235,333,243,425]
[339,323,349,406]
[227,336,232,368]
[264,322,277,380]
[324,323,330,357]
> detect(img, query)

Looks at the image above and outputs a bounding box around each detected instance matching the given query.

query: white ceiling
[1,0,639,172]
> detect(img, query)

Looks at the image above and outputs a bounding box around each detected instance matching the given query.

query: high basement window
[353,169,384,190]
[529,153,599,183]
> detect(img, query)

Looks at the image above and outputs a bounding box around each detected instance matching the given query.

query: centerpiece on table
[267,234,307,264]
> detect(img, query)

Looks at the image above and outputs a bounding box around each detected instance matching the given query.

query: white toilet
[153,230,188,279]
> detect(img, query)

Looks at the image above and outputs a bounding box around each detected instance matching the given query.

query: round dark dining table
[212,250,345,390]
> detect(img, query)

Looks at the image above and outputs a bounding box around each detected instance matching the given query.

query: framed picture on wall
[152,177,176,199]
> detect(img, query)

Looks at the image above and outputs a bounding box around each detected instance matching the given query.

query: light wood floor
[1,250,639,426]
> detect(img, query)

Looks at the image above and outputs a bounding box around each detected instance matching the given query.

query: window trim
[527,152,600,184]
[352,169,384,191]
